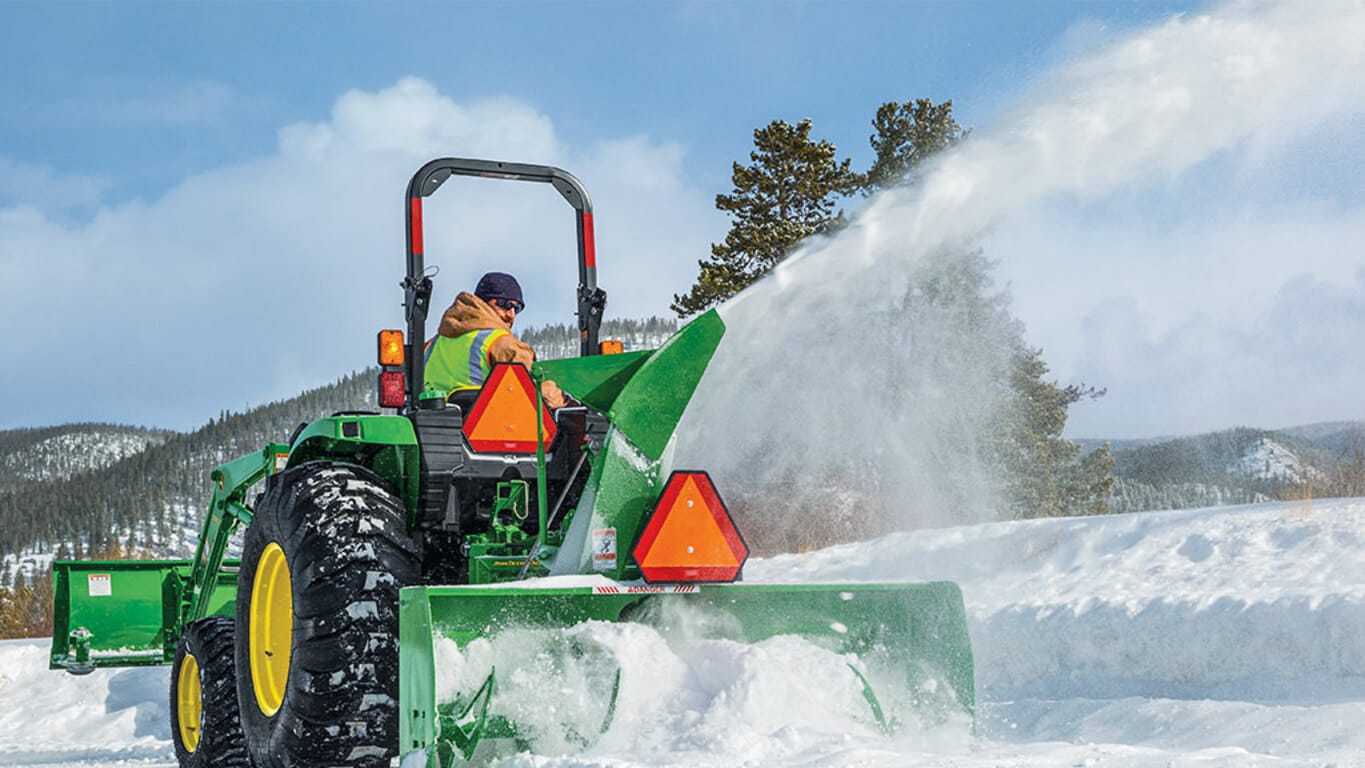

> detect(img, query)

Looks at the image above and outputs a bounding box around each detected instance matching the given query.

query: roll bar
[402,158,607,406]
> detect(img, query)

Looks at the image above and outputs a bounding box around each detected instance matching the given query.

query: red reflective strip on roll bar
[410,197,424,255]
[582,212,596,268]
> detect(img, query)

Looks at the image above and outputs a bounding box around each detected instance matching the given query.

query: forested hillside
[0,372,378,571]
[521,317,678,359]
[1100,423,1365,514]
[0,425,171,493]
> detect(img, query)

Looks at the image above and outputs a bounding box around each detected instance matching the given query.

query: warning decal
[88,573,112,597]
[592,585,699,595]
[592,528,617,571]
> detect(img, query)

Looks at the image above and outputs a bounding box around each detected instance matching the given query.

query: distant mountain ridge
[1086,423,1365,515]
[0,424,172,492]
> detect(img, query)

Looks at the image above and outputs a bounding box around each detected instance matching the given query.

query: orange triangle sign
[462,363,557,453]
[633,471,748,582]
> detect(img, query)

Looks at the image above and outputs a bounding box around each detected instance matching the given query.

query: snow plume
[675,1,1365,545]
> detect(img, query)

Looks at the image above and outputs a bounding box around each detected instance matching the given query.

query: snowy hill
[0,425,170,492]
[1102,424,1363,514]
[4,497,1364,767]
[1227,436,1326,484]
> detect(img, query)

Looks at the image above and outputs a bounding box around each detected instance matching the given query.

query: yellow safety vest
[423,328,510,396]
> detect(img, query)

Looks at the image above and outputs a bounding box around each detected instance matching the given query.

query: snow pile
[756,499,1365,705]
[7,497,1365,767]
[431,609,969,764]
[1228,437,1325,484]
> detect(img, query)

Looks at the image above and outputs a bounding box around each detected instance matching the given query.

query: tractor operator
[424,272,567,408]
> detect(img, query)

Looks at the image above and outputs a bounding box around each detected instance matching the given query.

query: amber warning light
[378,329,405,366]
[377,329,406,408]
[633,471,748,583]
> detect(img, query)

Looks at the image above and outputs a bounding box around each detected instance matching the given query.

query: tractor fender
[285,415,422,519]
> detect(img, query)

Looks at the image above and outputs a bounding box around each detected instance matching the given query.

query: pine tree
[1327,438,1365,497]
[863,98,967,193]
[672,119,860,316]
[996,346,1115,517]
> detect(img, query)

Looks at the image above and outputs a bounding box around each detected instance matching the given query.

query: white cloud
[0,79,720,430]
[0,157,110,214]
[1058,270,1365,438]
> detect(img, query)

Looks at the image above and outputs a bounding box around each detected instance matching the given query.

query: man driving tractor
[424,271,566,408]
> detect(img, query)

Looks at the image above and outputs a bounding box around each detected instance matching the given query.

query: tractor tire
[170,616,250,768]
[234,461,419,768]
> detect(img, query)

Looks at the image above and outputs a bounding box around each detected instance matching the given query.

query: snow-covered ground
[4,497,1364,767]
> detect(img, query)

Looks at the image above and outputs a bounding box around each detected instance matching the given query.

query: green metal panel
[576,430,659,580]
[398,580,974,762]
[549,310,726,581]
[535,350,652,414]
[400,587,439,755]
[49,559,238,672]
[604,310,725,462]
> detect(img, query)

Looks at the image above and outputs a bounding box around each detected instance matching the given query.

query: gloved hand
[540,379,567,410]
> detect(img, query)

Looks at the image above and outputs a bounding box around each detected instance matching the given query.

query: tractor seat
[446,388,480,415]
[445,386,566,455]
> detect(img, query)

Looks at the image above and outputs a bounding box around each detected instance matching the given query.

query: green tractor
[49,158,975,767]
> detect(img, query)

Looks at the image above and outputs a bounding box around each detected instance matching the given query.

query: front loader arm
[179,443,291,631]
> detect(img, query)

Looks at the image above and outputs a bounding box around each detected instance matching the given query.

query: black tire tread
[171,616,250,767]
[235,461,417,768]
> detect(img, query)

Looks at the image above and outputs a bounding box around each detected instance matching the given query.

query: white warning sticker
[591,528,617,571]
[88,573,112,597]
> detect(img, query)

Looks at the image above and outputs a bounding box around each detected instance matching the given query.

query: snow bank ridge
[977,593,1365,702]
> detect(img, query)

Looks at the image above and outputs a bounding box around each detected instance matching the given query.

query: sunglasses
[492,298,524,314]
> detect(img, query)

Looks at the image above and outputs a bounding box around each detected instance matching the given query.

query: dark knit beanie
[474,272,524,307]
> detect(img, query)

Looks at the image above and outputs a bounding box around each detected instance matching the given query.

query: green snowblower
[49,158,974,767]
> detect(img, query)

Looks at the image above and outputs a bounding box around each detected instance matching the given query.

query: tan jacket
[437,292,565,408]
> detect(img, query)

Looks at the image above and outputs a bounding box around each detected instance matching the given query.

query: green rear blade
[399,580,973,763]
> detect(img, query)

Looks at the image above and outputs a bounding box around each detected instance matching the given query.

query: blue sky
[1,1,1192,206]
[4,1,1364,439]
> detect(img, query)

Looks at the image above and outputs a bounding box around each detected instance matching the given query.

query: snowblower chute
[49,158,974,768]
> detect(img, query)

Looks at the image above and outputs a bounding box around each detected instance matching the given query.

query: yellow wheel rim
[176,653,202,752]
[249,541,293,717]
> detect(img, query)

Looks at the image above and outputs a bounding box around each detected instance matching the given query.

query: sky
[2,0,1362,439]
